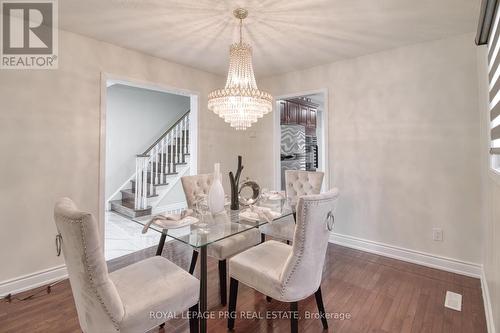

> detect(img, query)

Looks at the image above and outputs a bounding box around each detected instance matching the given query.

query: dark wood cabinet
[299,105,308,126]
[279,100,287,123]
[287,102,299,124]
[308,108,317,128]
[280,98,318,131]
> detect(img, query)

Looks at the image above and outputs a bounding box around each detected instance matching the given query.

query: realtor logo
[1,0,58,69]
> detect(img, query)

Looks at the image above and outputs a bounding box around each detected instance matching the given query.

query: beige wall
[253,33,482,264]
[0,29,258,283]
[0,28,489,306]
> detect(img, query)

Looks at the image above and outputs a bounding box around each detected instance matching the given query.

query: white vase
[208,163,225,214]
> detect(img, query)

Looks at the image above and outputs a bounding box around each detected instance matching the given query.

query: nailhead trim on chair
[279,197,333,298]
[279,200,311,298]
[60,214,121,331]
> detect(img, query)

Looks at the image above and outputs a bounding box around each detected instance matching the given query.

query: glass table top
[133,198,293,248]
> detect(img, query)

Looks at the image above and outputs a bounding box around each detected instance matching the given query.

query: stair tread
[131,179,170,186]
[148,166,179,171]
[120,189,158,198]
[145,170,178,175]
[156,157,186,161]
[157,152,190,156]
[110,199,148,209]
[110,200,152,216]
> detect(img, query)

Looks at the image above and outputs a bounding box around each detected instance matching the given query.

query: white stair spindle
[154,146,158,186]
[173,125,177,166]
[179,123,183,164]
[176,124,180,164]
[186,115,189,154]
[151,148,155,187]
[182,117,187,158]
[143,158,148,209]
[176,124,180,165]
[144,156,148,209]
[135,155,148,210]
[180,121,183,160]
[160,137,165,184]
[180,118,185,163]
[134,157,139,209]
[139,158,143,210]
[165,133,168,174]
[149,157,153,198]
[169,132,173,173]
[164,137,168,177]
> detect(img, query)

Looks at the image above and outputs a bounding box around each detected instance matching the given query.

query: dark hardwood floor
[0,242,487,332]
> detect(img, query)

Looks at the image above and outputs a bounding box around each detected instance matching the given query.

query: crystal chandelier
[208,8,273,130]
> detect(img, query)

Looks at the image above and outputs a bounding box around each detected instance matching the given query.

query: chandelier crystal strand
[207,8,273,130]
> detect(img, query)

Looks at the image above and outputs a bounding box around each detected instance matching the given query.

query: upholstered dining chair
[166,173,260,306]
[228,189,340,333]
[260,170,324,242]
[54,198,200,333]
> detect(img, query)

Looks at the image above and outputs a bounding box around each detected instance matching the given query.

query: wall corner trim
[481,269,497,333]
[328,232,482,278]
[0,265,67,298]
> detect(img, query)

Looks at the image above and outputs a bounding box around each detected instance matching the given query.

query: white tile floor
[104,211,162,261]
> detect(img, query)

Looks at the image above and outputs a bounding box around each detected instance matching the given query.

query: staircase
[109,111,191,218]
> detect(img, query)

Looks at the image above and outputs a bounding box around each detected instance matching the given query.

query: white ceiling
[60,0,480,77]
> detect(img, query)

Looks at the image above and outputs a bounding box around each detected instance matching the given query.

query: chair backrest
[181,173,213,208]
[279,189,340,301]
[54,198,124,333]
[284,170,324,207]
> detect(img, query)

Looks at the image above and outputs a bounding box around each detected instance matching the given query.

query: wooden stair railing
[134,110,190,210]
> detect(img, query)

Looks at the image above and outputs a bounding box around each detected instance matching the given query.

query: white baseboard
[0,265,67,298]
[329,232,482,278]
[481,270,497,333]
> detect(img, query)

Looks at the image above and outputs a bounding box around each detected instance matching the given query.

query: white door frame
[98,72,199,239]
[273,88,329,191]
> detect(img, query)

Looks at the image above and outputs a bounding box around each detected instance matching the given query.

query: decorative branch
[229,156,244,210]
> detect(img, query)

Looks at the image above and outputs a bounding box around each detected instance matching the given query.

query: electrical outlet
[433,228,443,241]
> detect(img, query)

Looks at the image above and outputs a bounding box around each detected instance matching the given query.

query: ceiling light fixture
[208,8,273,130]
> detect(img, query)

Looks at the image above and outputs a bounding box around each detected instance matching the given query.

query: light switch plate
[444,291,462,311]
[433,228,443,241]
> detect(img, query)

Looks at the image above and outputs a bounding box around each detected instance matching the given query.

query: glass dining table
[132,197,294,333]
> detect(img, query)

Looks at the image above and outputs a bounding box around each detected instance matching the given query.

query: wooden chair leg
[188,303,199,333]
[218,260,227,306]
[156,234,167,256]
[290,301,298,333]
[315,287,328,329]
[189,250,198,274]
[228,278,239,330]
